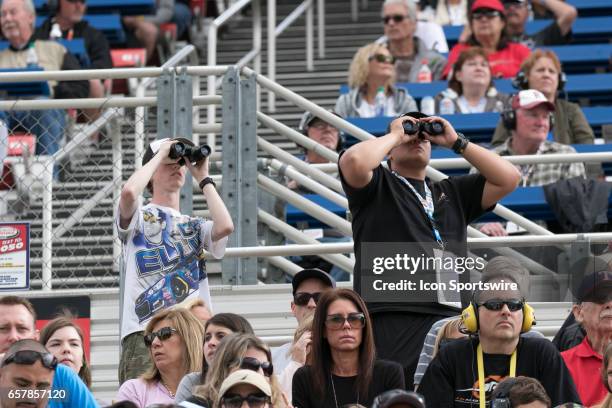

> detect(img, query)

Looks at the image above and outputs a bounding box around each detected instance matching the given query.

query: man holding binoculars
[116,137,234,384]
[338,112,521,387]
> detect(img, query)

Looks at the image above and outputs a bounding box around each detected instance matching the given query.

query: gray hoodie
[334,86,418,118]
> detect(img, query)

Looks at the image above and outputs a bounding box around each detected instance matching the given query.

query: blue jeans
[172,3,193,38]
[0,109,65,156]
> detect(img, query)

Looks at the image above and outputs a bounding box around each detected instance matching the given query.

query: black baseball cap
[371,390,426,408]
[142,137,195,166]
[570,256,612,303]
[291,268,336,295]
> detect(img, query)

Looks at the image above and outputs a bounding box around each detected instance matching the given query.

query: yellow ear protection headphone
[460,295,536,334]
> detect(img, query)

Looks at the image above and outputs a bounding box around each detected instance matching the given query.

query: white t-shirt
[457,96,487,113]
[116,203,227,340]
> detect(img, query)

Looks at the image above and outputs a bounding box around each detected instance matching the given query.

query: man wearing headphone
[474,89,585,237]
[418,256,581,407]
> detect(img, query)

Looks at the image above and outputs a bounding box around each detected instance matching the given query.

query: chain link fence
[0,99,153,289]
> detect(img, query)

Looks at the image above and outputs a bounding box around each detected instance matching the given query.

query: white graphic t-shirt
[116,203,227,340]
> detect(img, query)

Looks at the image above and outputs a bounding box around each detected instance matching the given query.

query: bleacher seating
[344,107,612,143]
[0,67,50,97]
[445,16,612,46]
[567,0,612,16]
[33,0,155,15]
[341,72,612,105]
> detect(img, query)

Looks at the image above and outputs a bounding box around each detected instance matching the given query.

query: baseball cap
[217,370,271,405]
[142,137,195,166]
[292,268,336,295]
[570,255,611,303]
[371,389,426,408]
[298,110,341,134]
[471,0,506,14]
[511,89,555,112]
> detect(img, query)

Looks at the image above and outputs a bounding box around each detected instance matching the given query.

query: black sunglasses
[293,292,322,306]
[144,327,178,347]
[1,350,58,370]
[472,10,502,20]
[369,53,395,64]
[325,313,366,330]
[479,299,524,312]
[383,14,408,24]
[221,393,270,408]
[239,356,274,377]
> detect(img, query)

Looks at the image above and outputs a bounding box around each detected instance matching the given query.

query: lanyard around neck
[392,170,444,249]
[477,343,517,408]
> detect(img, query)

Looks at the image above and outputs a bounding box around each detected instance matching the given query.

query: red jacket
[443,42,531,79]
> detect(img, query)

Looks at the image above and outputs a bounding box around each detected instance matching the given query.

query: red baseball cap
[471,0,506,14]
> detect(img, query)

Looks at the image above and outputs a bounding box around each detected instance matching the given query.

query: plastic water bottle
[374,86,386,117]
[493,100,505,113]
[421,95,435,116]
[439,96,455,115]
[417,59,432,83]
[50,23,62,40]
[26,44,38,67]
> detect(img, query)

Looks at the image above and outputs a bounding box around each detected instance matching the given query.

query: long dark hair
[39,315,92,388]
[310,288,376,401]
[466,11,511,50]
[200,313,254,382]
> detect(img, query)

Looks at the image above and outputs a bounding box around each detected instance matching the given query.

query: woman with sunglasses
[40,315,92,389]
[434,47,509,114]
[334,42,417,118]
[191,333,288,407]
[442,0,530,79]
[175,313,254,403]
[116,308,204,407]
[217,369,273,408]
[292,288,404,408]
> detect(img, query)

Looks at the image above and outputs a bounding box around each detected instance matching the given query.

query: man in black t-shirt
[418,264,581,407]
[338,112,520,387]
[502,0,576,48]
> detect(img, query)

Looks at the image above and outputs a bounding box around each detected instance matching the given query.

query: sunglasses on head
[293,292,321,306]
[369,53,395,64]
[325,312,366,330]
[239,356,274,377]
[472,10,502,20]
[479,299,524,312]
[383,14,408,24]
[1,350,58,370]
[144,327,177,347]
[221,393,270,408]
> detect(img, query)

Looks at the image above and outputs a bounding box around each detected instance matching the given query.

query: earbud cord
[477,344,516,408]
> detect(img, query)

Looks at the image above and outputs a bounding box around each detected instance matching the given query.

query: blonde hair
[194,333,284,408]
[141,308,204,383]
[348,43,396,91]
[432,317,465,358]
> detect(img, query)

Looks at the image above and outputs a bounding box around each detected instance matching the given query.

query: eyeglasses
[369,54,396,64]
[325,313,366,330]
[1,350,58,370]
[293,292,322,306]
[66,0,86,3]
[221,393,271,408]
[144,327,178,347]
[309,121,338,132]
[479,299,524,312]
[239,356,274,377]
[472,10,502,20]
[383,14,408,24]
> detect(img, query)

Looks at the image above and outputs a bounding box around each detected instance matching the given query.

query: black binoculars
[169,142,211,165]
[403,120,445,136]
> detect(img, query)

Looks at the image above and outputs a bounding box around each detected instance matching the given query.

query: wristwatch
[451,132,469,155]
[199,177,216,190]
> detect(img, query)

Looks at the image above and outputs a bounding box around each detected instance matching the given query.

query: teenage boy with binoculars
[116,137,234,384]
[338,112,521,387]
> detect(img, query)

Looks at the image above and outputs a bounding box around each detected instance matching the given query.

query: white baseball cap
[511,89,555,111]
